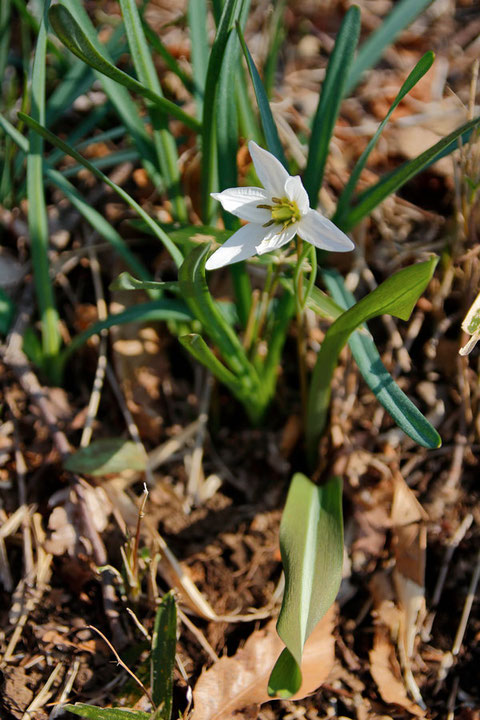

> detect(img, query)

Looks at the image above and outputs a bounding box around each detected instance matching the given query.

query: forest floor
[1,1,480,718]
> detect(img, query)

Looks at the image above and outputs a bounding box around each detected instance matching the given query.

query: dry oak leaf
[192,606,336,720]
[369,627,425,717]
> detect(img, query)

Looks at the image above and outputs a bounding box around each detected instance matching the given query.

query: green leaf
[48,5,199,132]
[118,0,187,222]
[151,592,177,719]
[53,0,162,187]
[334,51,435,225]
[59,299,193,368]
[0,289,14,335]
[268,474,343,698]
[64,439,147,476]
[236,24,287,168]
[179,245,254,379]
[179,333,247,399]
[342,115,480,231]
[18,112,184,268]
[323,269,441,449]
[187,0,209,119]
[64,704,150,720]
[303,6,360,207]
[306,257,438,464]
[110,272,179,294]
[344,0,435,95]
[28,0,62,374]
[201,0,245,221]
[143,21,194,94]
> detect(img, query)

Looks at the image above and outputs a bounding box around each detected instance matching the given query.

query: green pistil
[257,196,301,231]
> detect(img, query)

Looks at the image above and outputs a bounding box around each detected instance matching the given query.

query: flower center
[257,196,301,231]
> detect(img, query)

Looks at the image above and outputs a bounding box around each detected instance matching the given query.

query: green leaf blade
[306,257,438,462]
[269,474,343,698]
[303,6,360,207]
[64,704,150,720]
[64,439,147,476]
[151,592,177,719]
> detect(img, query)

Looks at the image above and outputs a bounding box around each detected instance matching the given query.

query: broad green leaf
[60,300,193,368]
[323,269,441,449]
[306,257,438,463]
[334,51,435,225]
[342,115,480,231]
[64,704,150,720]
[48,5,199,131]
[268,474,343,698]
[28,0,61,374]
[151,592,177,719]
[344,0,435,95]
[303,6,360,207]
[118,0,187,222]
[201,0,245,221]
[281,279,343,321]
[18,112,183,268]
[110,273,179,294]
[236,24,287,168]
[64,439,147,476]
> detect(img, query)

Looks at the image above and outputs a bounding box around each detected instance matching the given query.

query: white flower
[205,141,354,270]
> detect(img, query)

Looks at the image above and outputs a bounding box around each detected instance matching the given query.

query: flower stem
[294,237,308,424]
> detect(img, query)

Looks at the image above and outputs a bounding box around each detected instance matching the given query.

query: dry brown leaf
[369,628,425,717]
[192,607,336,720]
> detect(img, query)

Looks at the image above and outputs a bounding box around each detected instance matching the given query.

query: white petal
[297,209,354,252]
[205,223,268,270]
[256,224,297,255]
[248,141,290,197]
[211,187,271,223]
[284,176,309,215]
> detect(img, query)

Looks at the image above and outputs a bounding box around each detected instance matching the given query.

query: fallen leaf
[192,607,336,720]
[369,627,424,716]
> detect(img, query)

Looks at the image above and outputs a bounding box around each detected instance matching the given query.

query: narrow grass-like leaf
[48,5,199,131]
[151,592,177,718]
[187,0,209,119]
[344,0,434,95]
[334,51,434,225]
[201,0,245,221]
[262,0,287,98]
[143,22,194,94]
[260,291,295,403]
[306,257,438,464]
[0,289,14,335]
[0,112,153,286]
[216,1,252,326]
[237,24,287,168]
[268,473,343,698]
[0,0,11,84]
[19,113,183,268]
[65,705,150,720]
[10,0,65,64]
[323,269,441,449]
[303,6,360,207]
[110,273,179,294]
[180,333,248,400]
[119,0,187,222]
[27,0,61,376]
[281,279,343,321]
[55,0,162,187]
[179,244,254,380]
[60,300,193,369]
[342,116,480,231]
